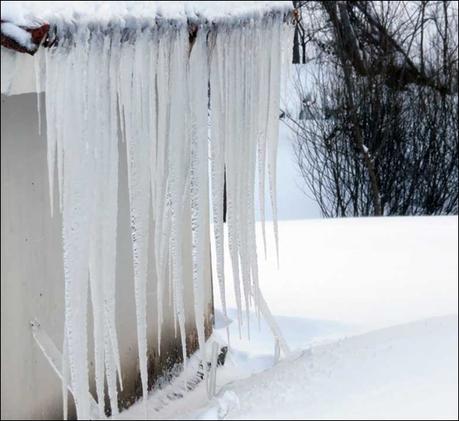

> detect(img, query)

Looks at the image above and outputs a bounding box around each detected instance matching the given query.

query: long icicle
[61,27,92,420]
[119,29,152,416]
[266,18,283,268]
[189,28,210,361]
[168,26,189,372]
[209,29,228,328]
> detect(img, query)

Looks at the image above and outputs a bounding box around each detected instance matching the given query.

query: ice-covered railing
[3,1,294,419]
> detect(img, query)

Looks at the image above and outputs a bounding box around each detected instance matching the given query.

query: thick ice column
[167,26,189,368]
[59,28,93,420]
[209,30,228,324]
[189,28,210,359]
[118,29,153,411]
[153,30,172,354]
[105,28,123,414]
[87,34,108,417]
[225,27,244,337]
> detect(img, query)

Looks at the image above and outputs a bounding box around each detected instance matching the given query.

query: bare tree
[286,1,458,217]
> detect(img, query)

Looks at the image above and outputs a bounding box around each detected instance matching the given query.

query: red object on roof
[1,20,49,55]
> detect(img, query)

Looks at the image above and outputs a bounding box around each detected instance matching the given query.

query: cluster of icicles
[36,14,292,420]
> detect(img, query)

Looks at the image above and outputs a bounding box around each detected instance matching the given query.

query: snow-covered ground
[120,216,458,420]
[237,216,458,330]
[204,315,458,420]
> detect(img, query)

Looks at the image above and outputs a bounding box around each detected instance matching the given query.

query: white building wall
[1,92,213,420]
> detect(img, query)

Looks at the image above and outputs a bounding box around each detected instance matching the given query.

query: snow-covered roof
[1,1,293,95]
[1,1,293,54]
[3,1,292,25]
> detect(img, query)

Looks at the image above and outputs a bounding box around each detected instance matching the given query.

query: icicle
[87,31,107,418]
[105,328,120,417]
[209,30,228,326]
[240,26,256,339]
[44,47,57,217]
[119,29,152,414]
[257,23,269,259]
[106,27,123,398]
[147,33,159,358]
[154,30,173,356]
[224,28,243,338]
[33,50,42,136]
[54,43,67,214]
[247,24,262,323]
[167,26,189,370]
[189,28,209,361]
[88,268,106,417]
[60,27,93,420]
[266,18,283,267]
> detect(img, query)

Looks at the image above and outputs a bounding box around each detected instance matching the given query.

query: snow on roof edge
[1,2,293,55]
[1,2,293,28]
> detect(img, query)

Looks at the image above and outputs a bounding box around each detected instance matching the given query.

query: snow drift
[205,315,458,420]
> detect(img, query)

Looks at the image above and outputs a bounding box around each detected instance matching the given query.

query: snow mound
[208,315,458,420]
